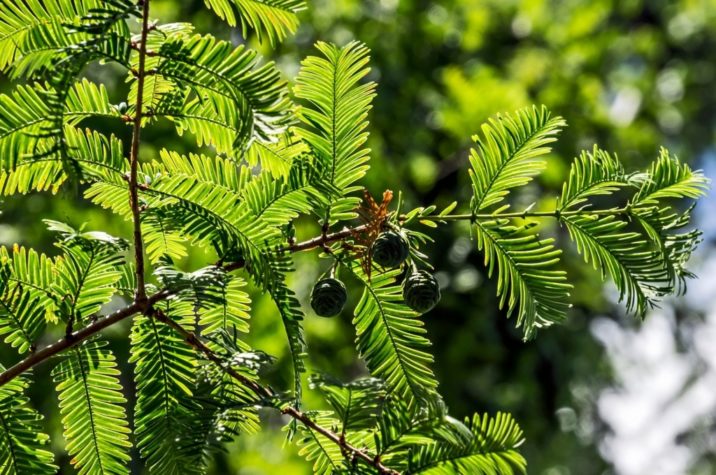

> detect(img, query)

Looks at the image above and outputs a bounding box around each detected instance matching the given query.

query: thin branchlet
[128,0,152,302]
[0,290,169,387]
[150,308,400,475]
[402,207,632,223]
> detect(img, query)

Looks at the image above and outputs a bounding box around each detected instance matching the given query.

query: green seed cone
[310,278,347,317]
[403,270,441,313]
[371,231,409,268]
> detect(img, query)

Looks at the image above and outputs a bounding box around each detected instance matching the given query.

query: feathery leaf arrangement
[0,368,56,474]
[0,1,707,474]
[294,41,377,224]
[52,340,132,474]
[203,0,306,46]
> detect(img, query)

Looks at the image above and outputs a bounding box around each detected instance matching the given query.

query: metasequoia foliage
[0,0,708,474]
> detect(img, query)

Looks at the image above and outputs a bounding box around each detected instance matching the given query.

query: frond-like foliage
[114,150,300,293]
[406,412,526,475]
[297,385,521,474]
[0,247,56,313]
[105,151,317,292]
[157,149,253,195]
[560,214,665,315]
[466,106,571,338]
[294,41,376,223]
[203,0,306,45]
[150,33,290,149]
[49,222,125,323]
[244,132,308,178]
[130,300,197,474]
[198,275,252,336]
[130,167,274,282]
[0,84,56,161]
[132,290,262,474]
[52,340,131,475]
[296,380,447,473]
[116,262,136,298]
[632,147,709,205]
[156,45,299,176]
[635,205,702,294]
[82,138,131,219]
[4,0,134,77]
[127,23,193,126]
[309,375,385,432]
[0,84,53,167]
[373,394,450,465]
[135,151,250,262]
[173,92,249,152]
[472,220,571,339]
[142,209,191,263]
[269,279,307,402]
[0,245,55,353]
[558,146,708,316]
[293,411,344,474]
[0,369,56,474]
[83,177,132,220]
[18,126,126,195]
[557,146,627,211]
[0,81,126,196]
[350,266,437,403]
[0,0,133,185]
[0,0,116,74]
[154,263,228,305]
[66,79,122,124]
[633,150,708,293]
[241,160,324,226]
[176,356,263,472]
[65,127,128,181]
[469,105,564,211]
[0,0,708,472]
[144,177,286,287]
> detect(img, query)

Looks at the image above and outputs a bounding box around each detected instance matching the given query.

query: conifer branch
[0,199,672,391]
[0,223,373,388]
[0,1,706,471]
[0,222,401,472]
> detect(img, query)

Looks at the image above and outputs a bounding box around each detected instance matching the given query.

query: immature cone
[310,278,347,317]
[371,231,409,268]
[403,270,441,313]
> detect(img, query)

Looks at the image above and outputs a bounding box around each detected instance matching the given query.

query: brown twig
[282,406,400,475]
[288,224,370,252]
[150,308,400,475]
[127,0,152,302]
[0,290,168,387]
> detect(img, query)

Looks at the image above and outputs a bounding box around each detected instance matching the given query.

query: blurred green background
[2,0,716,473]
